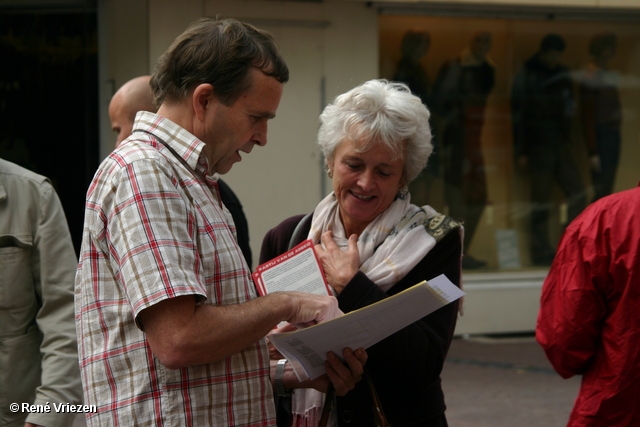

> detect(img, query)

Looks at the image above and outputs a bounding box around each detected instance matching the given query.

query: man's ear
[192,83,215,121]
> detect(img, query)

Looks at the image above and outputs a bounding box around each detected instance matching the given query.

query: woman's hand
[323,348,368,396]
[302,348,368,395]
[315,230,360,294]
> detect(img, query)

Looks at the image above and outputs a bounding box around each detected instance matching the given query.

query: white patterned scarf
[309,191,440,292]
[291,191,459,426]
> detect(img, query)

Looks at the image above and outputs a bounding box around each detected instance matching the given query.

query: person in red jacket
[536,184,640,427]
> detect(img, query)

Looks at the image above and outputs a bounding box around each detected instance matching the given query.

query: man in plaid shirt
[75,18,365,426]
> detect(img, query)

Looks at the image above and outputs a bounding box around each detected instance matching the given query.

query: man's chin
[215,161,236,175]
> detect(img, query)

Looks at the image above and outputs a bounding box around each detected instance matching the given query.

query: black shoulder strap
[287,213,313,250]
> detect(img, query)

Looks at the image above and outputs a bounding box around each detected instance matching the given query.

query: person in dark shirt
[393,28,432,105]
[433,31,495,269]
[511,34,586,266]
[579,33,622,202]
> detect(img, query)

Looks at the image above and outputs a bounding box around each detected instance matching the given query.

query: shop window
[380,13,640,272]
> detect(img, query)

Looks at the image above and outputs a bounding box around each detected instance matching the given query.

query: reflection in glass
[393,28,432,105]
[578,33,622,203]
[511,34,587,266]
[393,28,439,182]
[433,31,495,269]
[380,14,640,272]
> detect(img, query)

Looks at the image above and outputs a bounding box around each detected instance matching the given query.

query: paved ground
[74,334,581,427]
[442,335,580,427]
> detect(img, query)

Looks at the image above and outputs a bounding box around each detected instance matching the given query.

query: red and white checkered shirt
[75,112,276,426]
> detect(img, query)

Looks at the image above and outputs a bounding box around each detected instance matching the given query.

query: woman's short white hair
[318,79,432,184]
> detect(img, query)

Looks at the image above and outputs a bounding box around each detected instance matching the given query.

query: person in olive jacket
[0,157,81,427]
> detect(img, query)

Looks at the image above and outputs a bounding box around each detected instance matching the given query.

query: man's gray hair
[317,79,432,185]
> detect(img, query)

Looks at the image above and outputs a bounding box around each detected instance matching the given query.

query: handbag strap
[319,370,393,427]
[287,212,313,250]
[318,384,335,427]
[364,369,392,427]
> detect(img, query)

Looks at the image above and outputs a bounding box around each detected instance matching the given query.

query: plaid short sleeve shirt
[75,112,276,426]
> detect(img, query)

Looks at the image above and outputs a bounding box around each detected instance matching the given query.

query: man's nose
[254,121,268,147]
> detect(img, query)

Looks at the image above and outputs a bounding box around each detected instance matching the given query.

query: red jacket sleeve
[536,215,608,379]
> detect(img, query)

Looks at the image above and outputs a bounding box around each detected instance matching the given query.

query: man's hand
[284,292,343,328]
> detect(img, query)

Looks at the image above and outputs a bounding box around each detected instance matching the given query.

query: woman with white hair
[261,79,462,426]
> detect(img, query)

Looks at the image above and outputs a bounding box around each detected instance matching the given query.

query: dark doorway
[0,3,99,254]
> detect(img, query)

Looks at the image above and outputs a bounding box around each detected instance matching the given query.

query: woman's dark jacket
[259,213,462,427]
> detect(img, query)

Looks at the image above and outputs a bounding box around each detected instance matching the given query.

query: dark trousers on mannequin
[443,108,487,266]
[528,142,587,265]
[591,125,621,202]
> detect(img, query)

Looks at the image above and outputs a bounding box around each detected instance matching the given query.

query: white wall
[99,0,150,159]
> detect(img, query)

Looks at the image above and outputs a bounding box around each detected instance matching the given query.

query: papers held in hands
[253,239,464,380]
[253,239,332,297]
[276,276,465,380]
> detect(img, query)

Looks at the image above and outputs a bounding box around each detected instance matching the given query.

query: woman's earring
[397,186,409,199]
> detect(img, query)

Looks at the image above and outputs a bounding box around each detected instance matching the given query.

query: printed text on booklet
[253,239,332,296]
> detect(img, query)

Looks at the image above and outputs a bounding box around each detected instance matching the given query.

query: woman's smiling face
[329,138,405,236]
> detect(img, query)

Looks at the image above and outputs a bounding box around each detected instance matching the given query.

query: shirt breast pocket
[0,234,35,314]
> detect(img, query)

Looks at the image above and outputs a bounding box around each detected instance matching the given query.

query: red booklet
[252,239,332,296]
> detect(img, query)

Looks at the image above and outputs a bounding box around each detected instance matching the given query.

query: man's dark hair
[150,17,289,107]
[540,33,566,53]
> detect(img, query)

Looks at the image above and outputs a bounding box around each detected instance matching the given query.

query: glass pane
[380,14,640,272]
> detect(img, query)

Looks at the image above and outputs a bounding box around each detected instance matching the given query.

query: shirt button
[341,410,355,423]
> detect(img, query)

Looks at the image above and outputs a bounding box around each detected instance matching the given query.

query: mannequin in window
[511,34,587,266]
[393,28,432,105]
[394,29,440,207]
[579,33,621,202]
[433,31,495,269]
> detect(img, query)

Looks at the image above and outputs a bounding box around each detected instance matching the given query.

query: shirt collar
[131,111,210,175]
